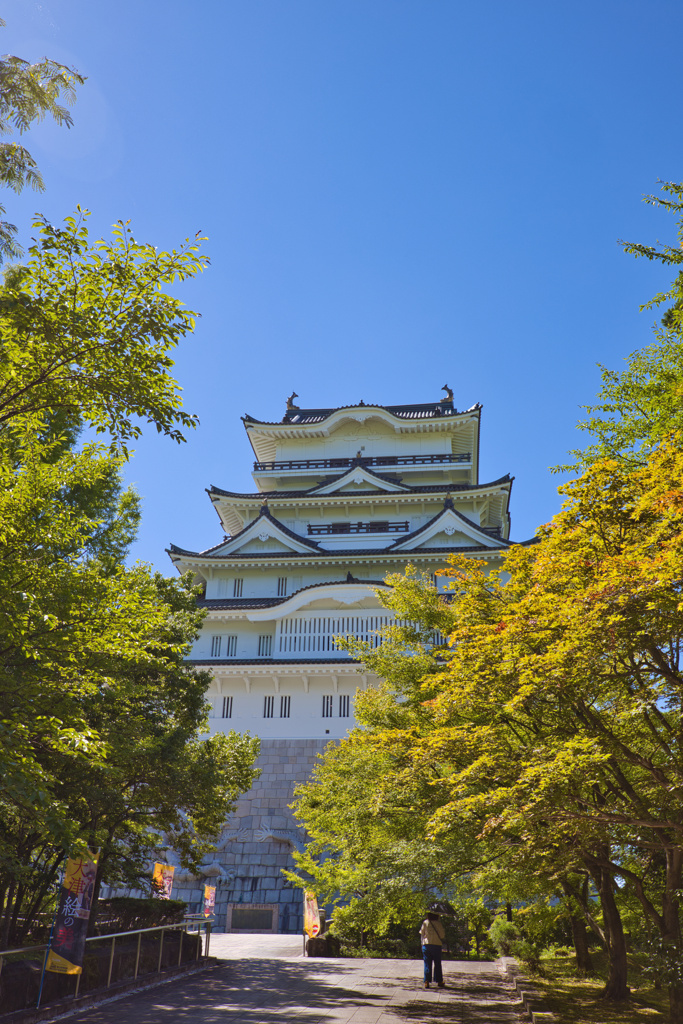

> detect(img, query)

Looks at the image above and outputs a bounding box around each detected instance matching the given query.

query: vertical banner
[152,863,174,898]
[203,885,216,918]
[46,849,100,975]
[303,890,320,938]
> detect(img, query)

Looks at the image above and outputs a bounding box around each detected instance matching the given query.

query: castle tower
[167,394,515,932]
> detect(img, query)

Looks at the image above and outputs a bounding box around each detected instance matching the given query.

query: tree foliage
[0,210,208,452]
[0,22,85,259]
[566,181,683,471]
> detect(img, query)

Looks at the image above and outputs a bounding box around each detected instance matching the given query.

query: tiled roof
[243,400,481,427]
[208,474,512,501]
[169,505,321,559]
[168,542,508,562]
[388,497,509,550]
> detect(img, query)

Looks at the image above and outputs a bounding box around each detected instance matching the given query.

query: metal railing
[0,916,213,1011]
[308,520,410,536]
[254,452,471,473]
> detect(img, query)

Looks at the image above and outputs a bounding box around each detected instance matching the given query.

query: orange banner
[204,885,216,917]
[304,890,320,937]
[152,863,174,899]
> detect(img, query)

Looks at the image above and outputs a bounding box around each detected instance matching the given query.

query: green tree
[566,181,683,471]
[0,210,208,452]
[0,23,85,259]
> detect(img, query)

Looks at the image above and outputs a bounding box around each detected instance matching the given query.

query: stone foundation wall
[171,738,329,932]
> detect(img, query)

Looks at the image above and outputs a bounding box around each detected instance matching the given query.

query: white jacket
[420,919,445,946]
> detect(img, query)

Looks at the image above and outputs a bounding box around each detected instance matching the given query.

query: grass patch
[529,952,668,1023]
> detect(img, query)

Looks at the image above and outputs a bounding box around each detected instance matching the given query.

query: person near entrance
[420,911,446,988]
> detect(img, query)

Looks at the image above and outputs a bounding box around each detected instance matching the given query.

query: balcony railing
[308,520,409,536]
[253,452,471,473]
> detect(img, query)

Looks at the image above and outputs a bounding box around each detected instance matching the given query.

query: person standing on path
[420,911,446,989]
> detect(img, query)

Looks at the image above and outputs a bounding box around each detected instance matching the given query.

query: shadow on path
[71,960,386,1024]
[68,958,523,1024]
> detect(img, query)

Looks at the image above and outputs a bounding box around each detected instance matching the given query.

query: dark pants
[422,944,443,984]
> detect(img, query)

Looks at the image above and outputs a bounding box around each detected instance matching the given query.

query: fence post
[177,927,183,966]
[134,931,142,980]
[106,936,116,989]
[157,928,164,973]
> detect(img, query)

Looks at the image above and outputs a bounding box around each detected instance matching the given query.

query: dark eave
[188,657,357,666]
[207,474,512,502]
[168,542,511,562]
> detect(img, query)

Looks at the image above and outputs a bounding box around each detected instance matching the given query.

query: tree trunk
[569,912,594,976]
[87,859,106,937]
[668,984,683,1024]
[592,864,629,1001]
[663,847,683,1024]
[0,881,16,950]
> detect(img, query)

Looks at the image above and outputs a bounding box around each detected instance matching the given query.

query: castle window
[277,577,287,597]
[322,695,334,718]
[222,696,233,719]
[258,635,273,658]
[210,635,221,657]
[233,578,244,597]
[263,695,275,718]
[339,695,350,718]
[225,635,237,657]
[280,695,291,718]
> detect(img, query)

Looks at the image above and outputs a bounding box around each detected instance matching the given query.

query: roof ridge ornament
[441,384,454,404]
[286,391,299,411]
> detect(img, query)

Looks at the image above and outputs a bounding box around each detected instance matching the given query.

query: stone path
[66,935,524,1024]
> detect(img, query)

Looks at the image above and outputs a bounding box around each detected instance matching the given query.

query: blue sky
[3,0,683,570]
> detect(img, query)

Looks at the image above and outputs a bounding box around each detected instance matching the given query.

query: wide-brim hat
[428,901,456,916]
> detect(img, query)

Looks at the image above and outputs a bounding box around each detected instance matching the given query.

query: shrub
[488,917,521,955]
[511,937,543,973]
[95,897,187,934]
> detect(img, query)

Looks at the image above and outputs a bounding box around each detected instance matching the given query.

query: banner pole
[36,868,64,1009]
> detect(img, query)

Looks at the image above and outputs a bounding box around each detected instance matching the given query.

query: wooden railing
[254,452,470,472]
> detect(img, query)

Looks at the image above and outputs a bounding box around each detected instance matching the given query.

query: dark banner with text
[46,850,100,975]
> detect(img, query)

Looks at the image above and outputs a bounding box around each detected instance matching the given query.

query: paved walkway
[67,935,524,1024]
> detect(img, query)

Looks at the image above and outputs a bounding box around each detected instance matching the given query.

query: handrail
[308,520,409,535]
[1,917,212,955]
[254,452,471,472]
[2,916,213,1007]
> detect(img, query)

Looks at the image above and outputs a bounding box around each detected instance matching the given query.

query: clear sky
[3,0,683,570]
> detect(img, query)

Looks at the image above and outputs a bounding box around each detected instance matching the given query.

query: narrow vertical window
[233,578,244,597]
[225,635,237,657]
[210,635,221,657]
[258,635,273,658]
[322,695,333,718]
[339,695,350,718]
[277,577,288,597]
[280,695,291,718]
[263,695,275,718]
[222,696,233,719]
